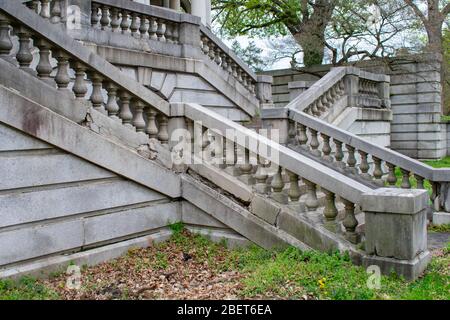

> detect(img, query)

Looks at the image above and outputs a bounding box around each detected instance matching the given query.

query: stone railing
[289,67,390,119]
[0,0,173,143]
[23,0,68,24]
[179,103,430,279]
[199,26,257,95]
[89,0,193,44]
[182,103,372,245]
[269,103,450,213]
[0,0,431,280]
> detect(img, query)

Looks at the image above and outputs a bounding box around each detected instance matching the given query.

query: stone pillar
[361,188,431,280]
[288,81,315,102]
[170,0,181,11]
[205,0,211,27]
[256,75,274,109]
[345,72,359,108]
[191,0,208,26]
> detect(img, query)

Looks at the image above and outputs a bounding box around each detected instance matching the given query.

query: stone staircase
[0,0,436,280]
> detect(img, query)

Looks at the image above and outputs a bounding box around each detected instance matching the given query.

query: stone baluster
[214,47,222,65]
[15,27,33,71]
[309,129,321,157]
[372,157,384,186]
[414,174,425,190]
[334,139,345,169]
[208,42,215,61]
[156,19,166,42]
[201,36,209,55]
[130,13,139,37]
[165,22,173,43]
[71,62,88,99]
[105,82,120,120]
[0,15,12,56]
[232,63,238,78]
[431,182,440,211]
[271,166,288,204]
[323,189,338,230]
[400,168,412,189]
[239,149,254,185]
[132,100,146,132]
[303,179,319,211]
[157,114,169,144]
[146,107,159,138]
[221,53,228,71]
[226,57,233,74]
[50,0,62,24]
[254,156,269,194]
[386,163,397,186]
[54,51,72,90]
[172,24,179,43]
[91,3,100,27]
[297,124,309,150]
[321,134,332,162]
[120,10,130,34]
[359,151,371,180]
[100,5,110,30]
[342,199,359,244]
[225,141,240,176]
[139,15,149,39]
[149,17,158,40]
[110,8,120,32]
[286,170,301,203]
[288,120,297,145]
[89,73,105,112]
[119,91,133,128]
[38,0,50,19]
[237,68,244,83]
[35,39,54,84]
[311,101,320,116]
[346,145,357,175]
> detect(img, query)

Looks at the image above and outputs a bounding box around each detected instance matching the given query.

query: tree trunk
[291,1,334,67]
[294,30,326,67]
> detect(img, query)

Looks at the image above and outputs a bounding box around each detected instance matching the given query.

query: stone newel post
[361,188,431,280]
[256,75,274,109]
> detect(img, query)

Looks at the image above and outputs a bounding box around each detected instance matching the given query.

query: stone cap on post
[256,75,274,108]
[361,188,429,215]
[361,188,431,280]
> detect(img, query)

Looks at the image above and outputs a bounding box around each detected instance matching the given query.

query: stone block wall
[261,54,445,159]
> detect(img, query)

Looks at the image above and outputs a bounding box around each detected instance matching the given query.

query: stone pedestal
[361,188,430,280]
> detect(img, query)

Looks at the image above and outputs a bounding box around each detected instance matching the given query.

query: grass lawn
[0,225,448,300]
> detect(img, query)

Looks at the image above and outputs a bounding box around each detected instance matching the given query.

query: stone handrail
[288,67,390,118]
[0,0,171,122]
[89,0,201,44]
[182,102,373,244]
[283,97,450,211]
[78,0,257,96]
[199,25,257,94]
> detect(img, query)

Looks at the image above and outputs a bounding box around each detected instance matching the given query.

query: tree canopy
[212,0,450,68]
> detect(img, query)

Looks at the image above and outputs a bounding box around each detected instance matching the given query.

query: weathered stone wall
[262,54,444,159]
[0,123,231,268]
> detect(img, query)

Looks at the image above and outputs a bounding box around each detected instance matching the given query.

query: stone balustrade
[289,67,390,120]
[90,0,183,44]
[199,26,257,95]
[263,102,450,214]
[182,103,372,245]
[0,4,171,146]
[24,0,67,24]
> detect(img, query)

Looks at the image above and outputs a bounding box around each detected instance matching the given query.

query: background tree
[231,40,272,71]
[404,0,450,53]
[213,0,337,67]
